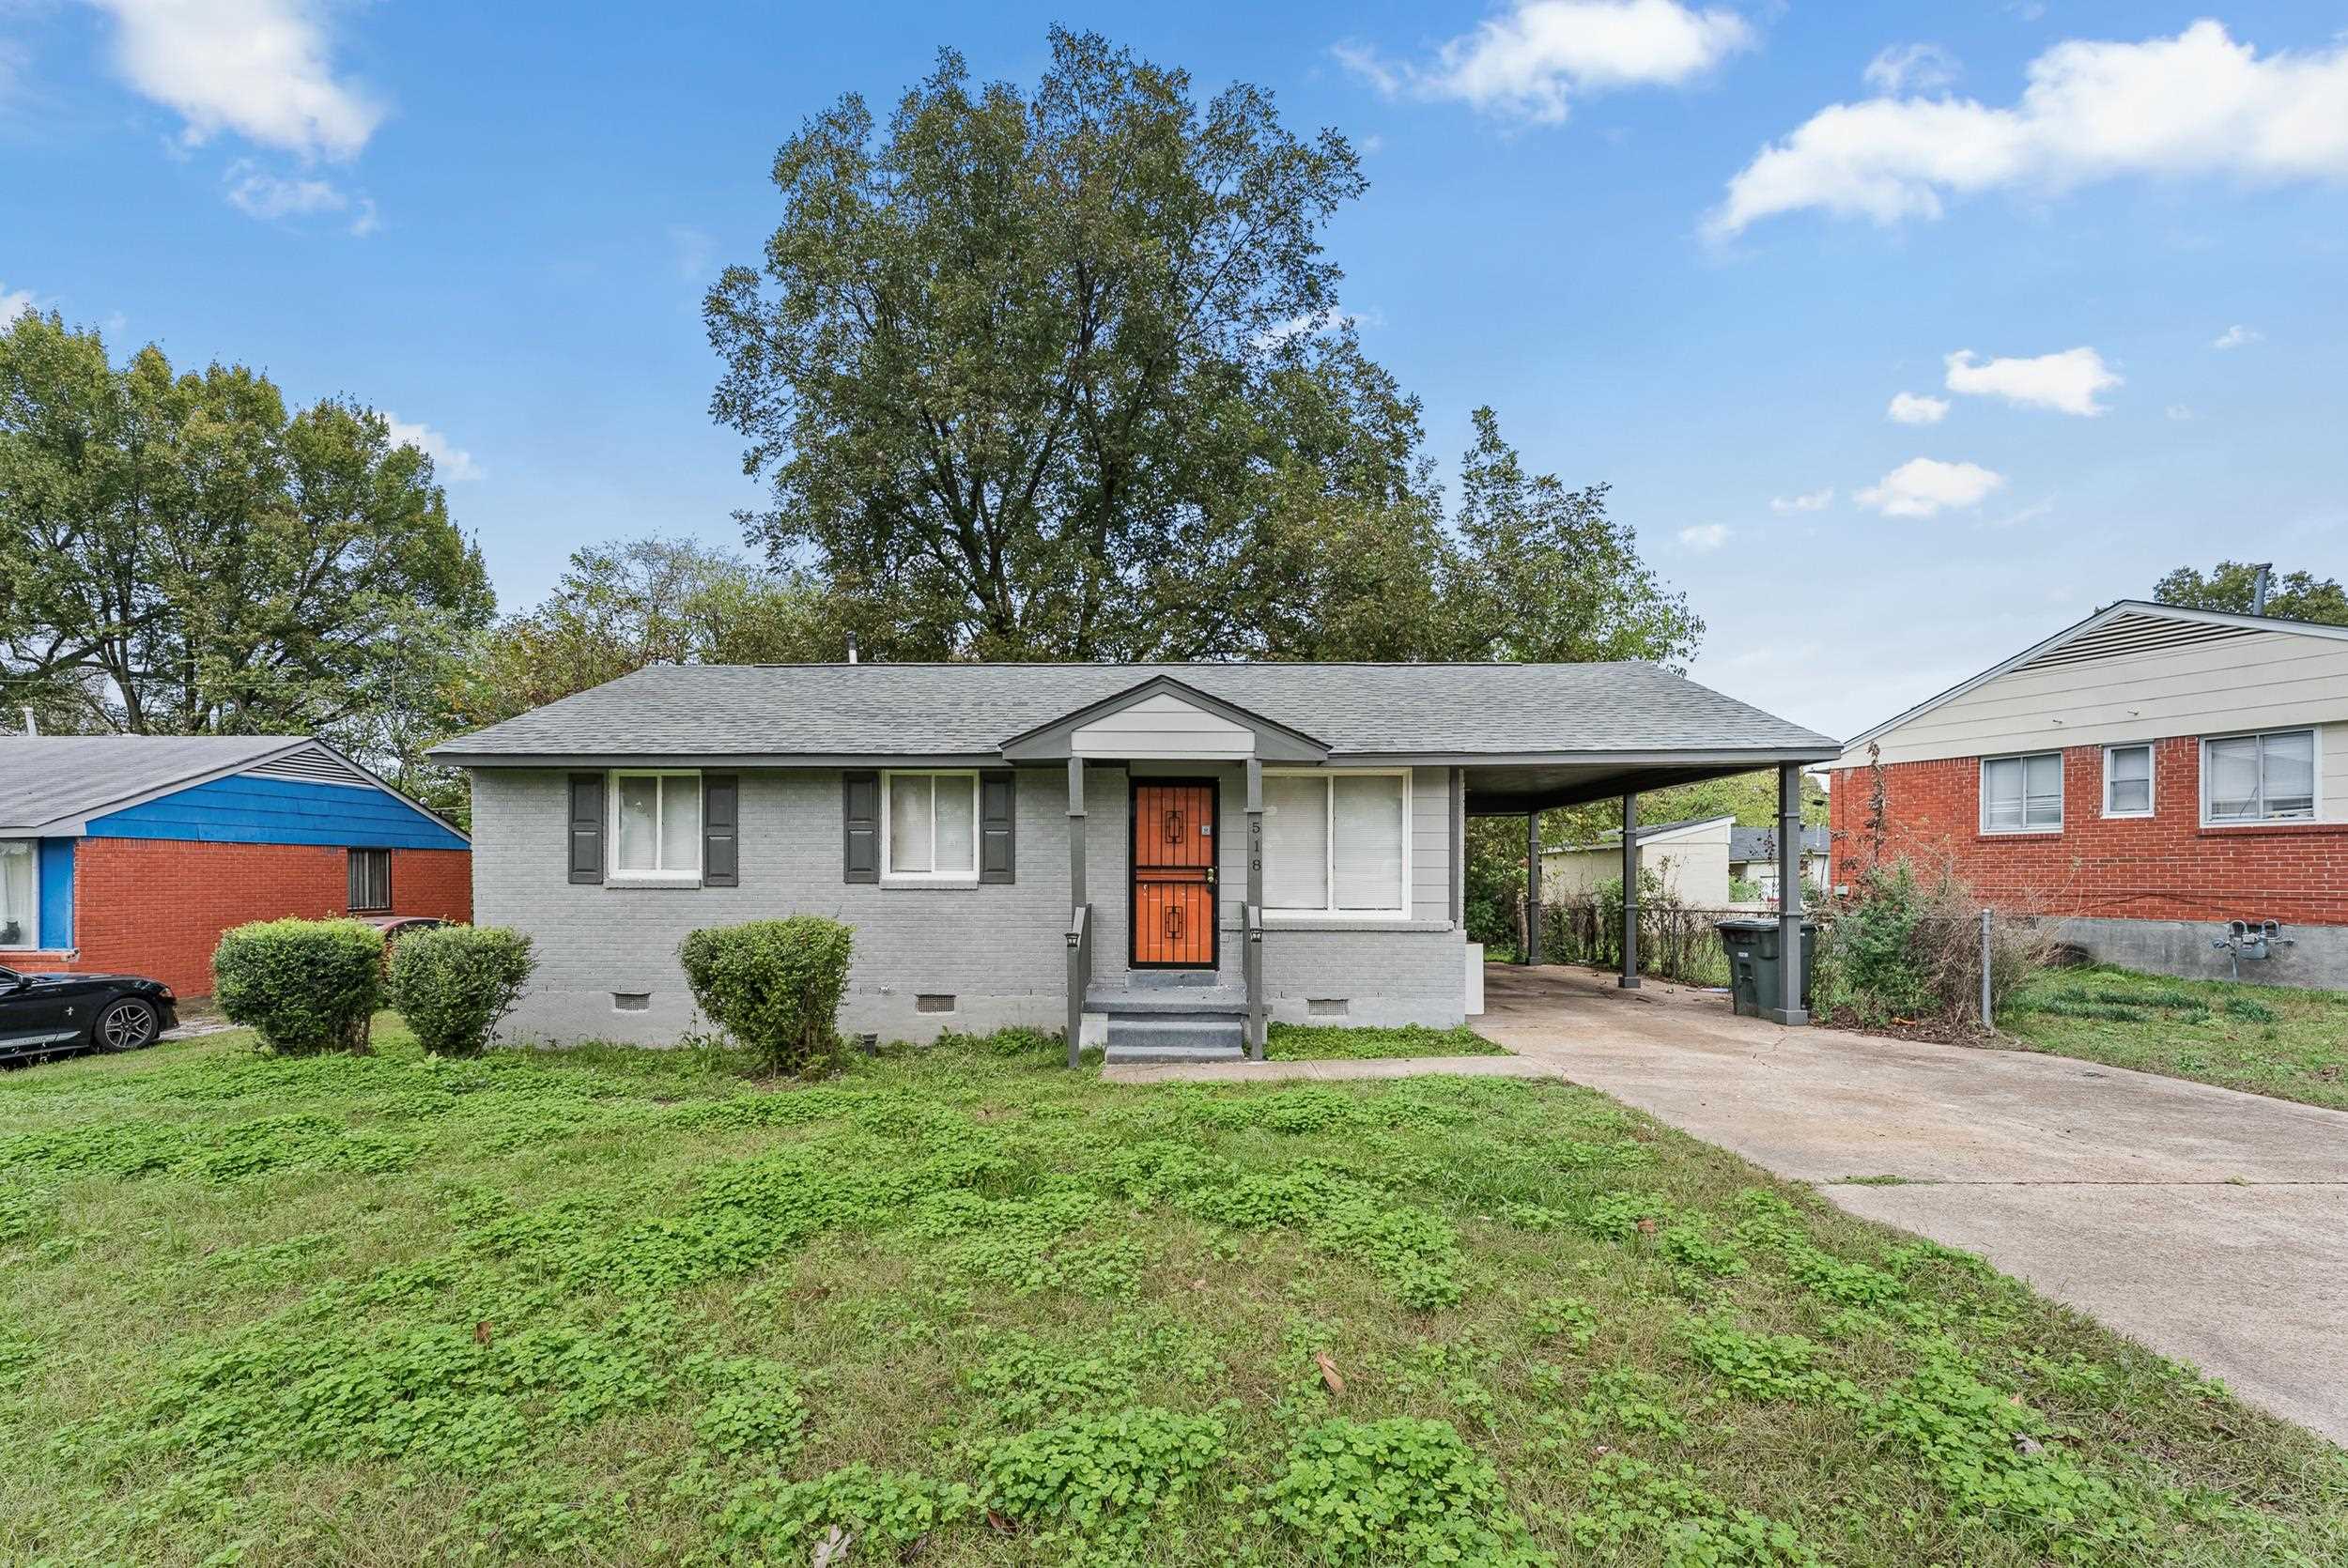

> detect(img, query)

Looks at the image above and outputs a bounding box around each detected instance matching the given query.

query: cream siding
[1071,691,1255,759]
[1541,818,1733,905]
[1833,626,2348,804]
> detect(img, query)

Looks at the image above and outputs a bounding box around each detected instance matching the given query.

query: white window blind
[885,772,978,878]
[2205,730,2316,822]
[613,772,701,874]
[0,839,34,949]
[1263,772,1408,915]
[1982,753,2062,832]
[1262,775,1328,910]
[2105,745,2152,816]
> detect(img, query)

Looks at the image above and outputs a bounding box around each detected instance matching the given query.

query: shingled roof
[429,662,1838,765]
[0,735,305,835]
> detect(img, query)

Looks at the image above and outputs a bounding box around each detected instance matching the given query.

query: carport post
[1523,811,1543,965]
[1618,792,1639,988]
[1765,762,1809,1025]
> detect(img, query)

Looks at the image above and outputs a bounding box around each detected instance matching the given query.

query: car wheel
[95,997,160,1053]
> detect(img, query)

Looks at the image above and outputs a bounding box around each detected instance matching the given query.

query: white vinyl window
[1262,770,1409,916]
[883,770,978,882]
[611,770,702,879]
[1981,752,2062,834]
[2202,730,2317,824]
[0,839,35,949]
[2103,744,2154,819]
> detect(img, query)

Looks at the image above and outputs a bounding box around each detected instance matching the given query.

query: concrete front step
[1102,1039,1246,1066]
[1104,1013,1246,1053]
[1085,992,1249,1016]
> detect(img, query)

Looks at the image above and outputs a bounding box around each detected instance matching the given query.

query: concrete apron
[1475,963,2348,1447]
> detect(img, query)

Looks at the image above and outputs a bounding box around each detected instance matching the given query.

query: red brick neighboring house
[1824,601,2348,987]
[1,736,471,998]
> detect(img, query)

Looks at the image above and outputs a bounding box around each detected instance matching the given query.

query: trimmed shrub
[212,918,385,1054]
[678,916,854,1073]
[387,926,537,1057]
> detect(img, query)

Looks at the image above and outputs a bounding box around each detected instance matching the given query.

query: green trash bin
[1714,917,1818,1019]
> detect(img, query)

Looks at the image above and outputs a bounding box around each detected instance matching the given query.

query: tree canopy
[706,28,1696,671]
[2154,561,2348,626]
[0,313,492,790]
[453,537,832,730]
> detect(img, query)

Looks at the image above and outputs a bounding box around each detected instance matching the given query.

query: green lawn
[1266,1022,1509,1060]
[2000,964,2348,1111]
[4,1022,2343,1566]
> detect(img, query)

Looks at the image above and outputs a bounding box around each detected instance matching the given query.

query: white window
[883,770,978,882]
[1981,752,2062,834]
[2202,730,2317,824]
[611,770,702,879]
[0,839,35,949]
[1263,770,1409,916]
[2103,745,2154,818]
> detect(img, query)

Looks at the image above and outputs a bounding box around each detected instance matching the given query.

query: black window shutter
[703,774,739,887]
[980,770,1016,884]
[842,771,879,883]
[567,773,604,884]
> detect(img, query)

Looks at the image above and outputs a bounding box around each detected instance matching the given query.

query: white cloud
[224,159,347,219]
[1251,302,1377,350]
[2166,403,2194,421]
[1336,0,1753,125]
[1677,522,1732,552]
[668,224,717,283]
[347,197,379,238]
[87,0,383,160]
[1708,21,2348,237]
[0,283,34,323]
[2211,323,2263,349]
[1886,391,1949,424]
[1769,485,1833,514]
[384,416,484,482]
[1985,498,2055,529]
[1944,346,2119,415]
[1856,457,2005,517]
[1863,42,1958,96]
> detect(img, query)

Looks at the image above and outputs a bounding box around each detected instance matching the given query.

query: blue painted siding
[38,838,73,949]
[85,776,468,851]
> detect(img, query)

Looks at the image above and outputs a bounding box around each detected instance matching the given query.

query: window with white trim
[0,839,34,949]
[2103,745,2153,818]
[2202,730,2316,823]
[611,770,702,877]
[883,770,978,882]
[1981,752,2062,833]
[1262,770,1409,915]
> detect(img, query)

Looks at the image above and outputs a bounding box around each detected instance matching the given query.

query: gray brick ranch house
[431,663,1835,1059]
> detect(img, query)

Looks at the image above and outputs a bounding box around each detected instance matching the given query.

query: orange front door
[1131,781,1218,968]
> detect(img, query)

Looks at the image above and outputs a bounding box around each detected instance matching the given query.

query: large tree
[707,27,1390,659]
[0,313,492,785]
[2154,561,2348,626]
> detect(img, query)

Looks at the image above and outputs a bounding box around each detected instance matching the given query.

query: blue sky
[4,2,2343,741]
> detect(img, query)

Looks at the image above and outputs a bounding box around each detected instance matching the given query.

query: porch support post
[1066,756,1088,1068]
[1619,792,1640,988]
[1765,762,1810,1026]
[1244,757,1265,1060]
[1523,810,1542,965]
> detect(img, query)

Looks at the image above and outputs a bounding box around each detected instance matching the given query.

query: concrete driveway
[1476,964,2348,1446]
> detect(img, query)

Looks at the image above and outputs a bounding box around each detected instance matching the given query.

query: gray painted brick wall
[475,762,1467,1044]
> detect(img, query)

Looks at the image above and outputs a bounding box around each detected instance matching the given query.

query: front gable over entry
[999,676,1329,763]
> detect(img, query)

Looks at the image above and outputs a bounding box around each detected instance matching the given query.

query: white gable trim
[1071,690,1256,759]
[1839,601,2348,759]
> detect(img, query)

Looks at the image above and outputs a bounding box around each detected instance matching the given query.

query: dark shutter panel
[842,771,879,883]
[703,774,739,887]
[979,770,1016,884]
[567,773,604,884]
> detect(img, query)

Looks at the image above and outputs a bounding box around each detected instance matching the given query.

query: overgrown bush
[1815,860,2047,1030]
[678,916,854,1074]
[212,918,385,1053]
[387,926,536,1057]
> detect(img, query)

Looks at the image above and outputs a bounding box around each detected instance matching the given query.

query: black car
[0,966,178,1065]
